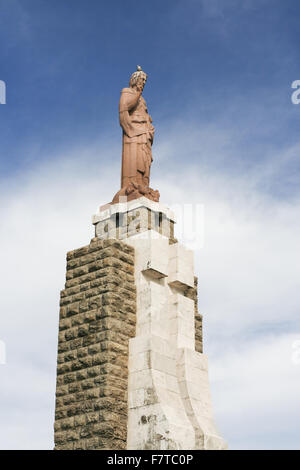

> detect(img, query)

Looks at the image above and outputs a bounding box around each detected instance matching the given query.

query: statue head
[129,65,147,91]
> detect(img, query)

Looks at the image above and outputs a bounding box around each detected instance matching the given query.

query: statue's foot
[112,183,160,204]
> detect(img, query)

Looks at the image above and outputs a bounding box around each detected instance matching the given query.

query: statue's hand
[136,76,145,94]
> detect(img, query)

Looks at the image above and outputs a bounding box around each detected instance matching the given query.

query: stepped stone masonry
[54,239,136,450]
[54,198,226,449]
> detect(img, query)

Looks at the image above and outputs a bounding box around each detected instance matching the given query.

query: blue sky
[0,0,300,450]
[1,0,300,177]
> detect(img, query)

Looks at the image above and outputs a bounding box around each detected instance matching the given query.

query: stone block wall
[54,238,136,450]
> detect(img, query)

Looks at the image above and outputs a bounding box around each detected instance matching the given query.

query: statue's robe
[119,87,154,188]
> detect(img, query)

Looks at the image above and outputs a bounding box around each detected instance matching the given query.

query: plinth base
[93,197,176,242]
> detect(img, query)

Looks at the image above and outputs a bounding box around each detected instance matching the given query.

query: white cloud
[0,126,299,449]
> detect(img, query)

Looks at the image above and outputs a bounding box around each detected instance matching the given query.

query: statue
[112,66,160,204]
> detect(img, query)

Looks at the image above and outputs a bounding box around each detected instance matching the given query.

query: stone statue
[112,66,160,203]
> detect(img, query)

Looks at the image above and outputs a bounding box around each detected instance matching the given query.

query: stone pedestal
[54,197,226,450]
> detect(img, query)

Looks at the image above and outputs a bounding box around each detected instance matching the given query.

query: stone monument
[54,66,227,450]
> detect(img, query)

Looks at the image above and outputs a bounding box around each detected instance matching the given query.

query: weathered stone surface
[54,238,136,450]
[125,232,226,450]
